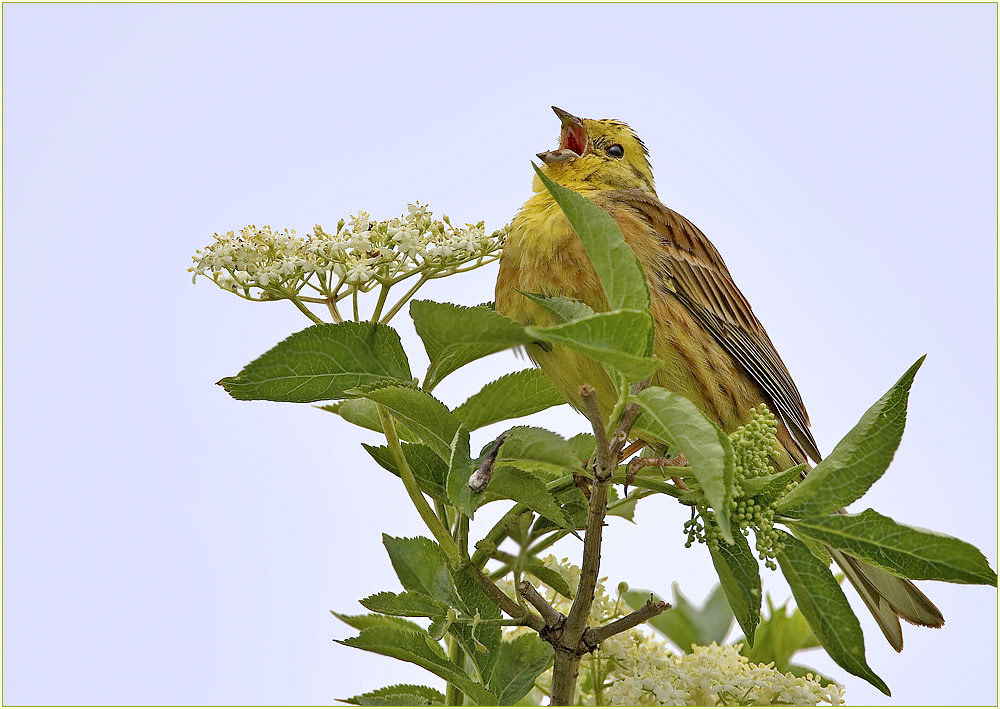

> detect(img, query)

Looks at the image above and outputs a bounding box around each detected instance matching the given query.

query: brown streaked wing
[607,188,822,463]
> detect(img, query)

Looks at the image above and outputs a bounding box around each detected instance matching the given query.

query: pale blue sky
[3,3,997,705]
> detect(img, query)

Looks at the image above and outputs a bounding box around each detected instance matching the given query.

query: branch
[518,581,565,628]
[549,380,654,705]
[580,385,611,472]
[612,376,652,454]
[583,597,671,647]
[561,466,611,642]
[476,569,545,632]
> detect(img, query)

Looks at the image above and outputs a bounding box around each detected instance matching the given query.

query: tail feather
[831,548,944,653]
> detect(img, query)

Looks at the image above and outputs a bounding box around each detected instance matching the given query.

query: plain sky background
[3,3,997,706]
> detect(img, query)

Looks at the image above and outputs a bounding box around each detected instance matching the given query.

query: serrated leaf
[342,683,446,707]
[487,634,554,705]
[709,533,761,644]
[531,485,589,535]
[337,628,498,705]
[483,466,571,529]
[624,584,733,652]
[382,535,459,606]
[219,322,412,402]
[495,426,582,471]
[736,596,818,670]
[360,591,449,618]
[525,310,661,382]
[775,532,889,695]
[519,291,596,323]
[332,612,428,635]
[632,387,735,543]
[777,357,924,516]
[454,369,566,430]
[790,509,997,586]
[410,300,535,391]
[533,165,651,313]
[566,432,597,459]
[362,386,461,461]
[363,442,448,503]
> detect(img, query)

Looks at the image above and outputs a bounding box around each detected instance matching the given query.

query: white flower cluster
[510,556,843,707]
[600,635,843,707]
[189,203,506,300]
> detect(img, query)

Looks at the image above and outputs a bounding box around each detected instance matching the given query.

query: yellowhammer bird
[495,106,944,651]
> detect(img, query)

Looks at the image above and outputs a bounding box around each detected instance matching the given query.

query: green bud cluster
[684,505,723,552]
[682,406,791,570]
[731,406,783,569]
[730,406,779,484]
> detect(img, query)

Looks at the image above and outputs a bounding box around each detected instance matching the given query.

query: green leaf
[790,509,998,586]
[342,684,446,707]
[524,559,574,599]
[632,387,735,543]
[382,535,459,606]
[532,486,589,535]
[362,386,461,461]
[359,591,449,618]
[739,464,806,503]
[449,565,502,681]
[525,310,661,383]
[337,628,498,706]
[410,300,534,391]
[709,533,762,644]
[454,369,566,430]
[495,426,582,472]
[736,596,818,671]
[332,612,428,635]
[567,432,597,459]
[487,634,554,705]
[625,584,733,652]
[777,357,924,516]
[484,466,571,529]
[445,425,479,517]
[323,398,419,441]
[363,442,448,503]
[533,165,651,313]
[219,321,411,402]
[519,291,596,323]
[775,531,890,695]
[606,487,640,522]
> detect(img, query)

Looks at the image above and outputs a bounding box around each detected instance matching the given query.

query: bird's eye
[607,144,625,158]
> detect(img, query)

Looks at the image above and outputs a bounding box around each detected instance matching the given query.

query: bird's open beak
[537,106,588,163]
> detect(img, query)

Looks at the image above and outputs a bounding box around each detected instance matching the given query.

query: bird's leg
[668,453,688,488]
[625,453,690,492]
[618,439,646,463]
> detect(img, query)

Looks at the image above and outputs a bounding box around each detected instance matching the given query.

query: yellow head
[534,106,656,194]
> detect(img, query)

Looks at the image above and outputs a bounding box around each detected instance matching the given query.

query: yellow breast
[496,189,783,460]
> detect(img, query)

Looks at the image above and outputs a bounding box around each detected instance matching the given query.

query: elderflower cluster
[188,203,507,300]
[510,557,841,707]
[600,637,843,707]
[685,405,796,569]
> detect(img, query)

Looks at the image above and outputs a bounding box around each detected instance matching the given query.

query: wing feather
[608,189,822,462]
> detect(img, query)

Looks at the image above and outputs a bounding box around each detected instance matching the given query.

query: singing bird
[495,106,944,651]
